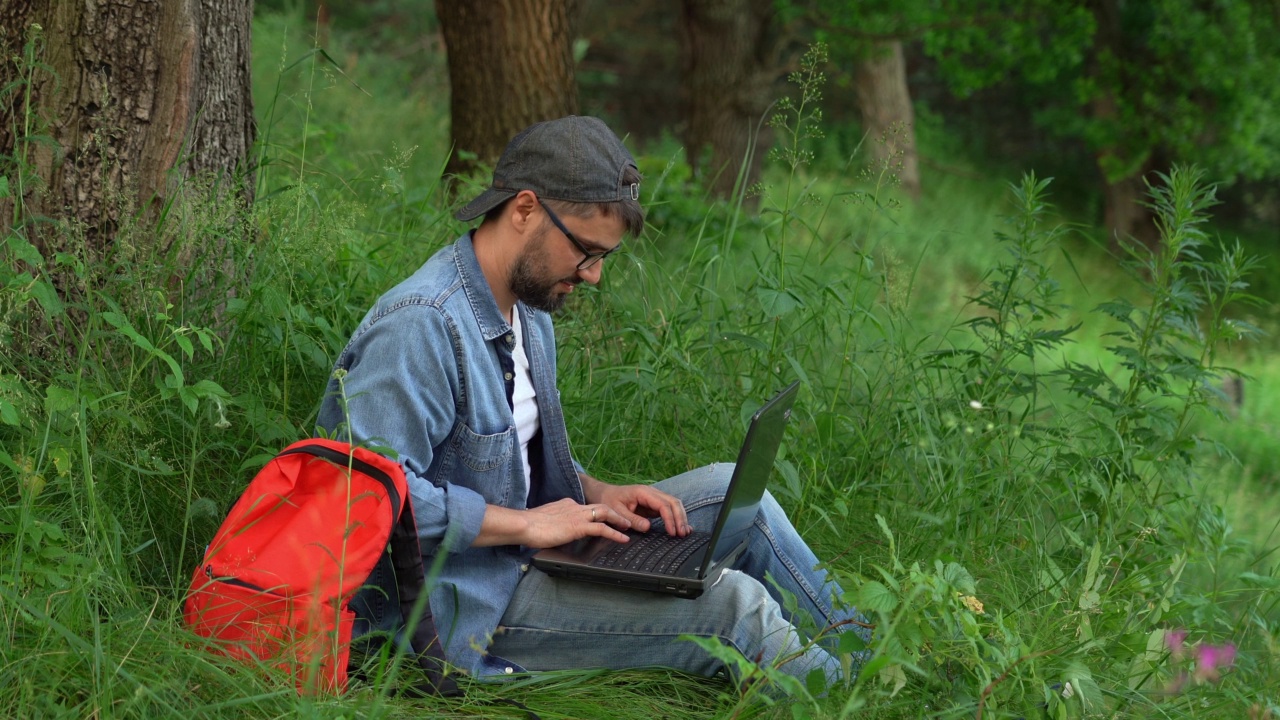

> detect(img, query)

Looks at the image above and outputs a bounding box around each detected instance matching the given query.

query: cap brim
[454,187,517,222]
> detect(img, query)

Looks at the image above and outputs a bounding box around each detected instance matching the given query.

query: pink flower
[1165,628,1188,660]
[1193,643,1237,682]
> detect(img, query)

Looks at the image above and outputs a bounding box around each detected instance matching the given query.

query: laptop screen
[697,381,799,574]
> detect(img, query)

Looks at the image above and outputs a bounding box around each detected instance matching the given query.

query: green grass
[2,12,1278,720]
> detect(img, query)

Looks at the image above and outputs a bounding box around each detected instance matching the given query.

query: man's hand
[471,475,691,549]
[475,499,633,549]
[581,474,691,537]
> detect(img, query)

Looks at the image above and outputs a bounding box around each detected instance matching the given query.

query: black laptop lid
[695,381,800,576]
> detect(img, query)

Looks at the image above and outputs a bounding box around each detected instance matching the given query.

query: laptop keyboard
[592,530,712,575]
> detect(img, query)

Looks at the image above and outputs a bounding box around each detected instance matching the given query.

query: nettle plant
[871,168,1267,716]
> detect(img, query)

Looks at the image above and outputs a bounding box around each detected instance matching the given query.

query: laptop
[532,381,800,599]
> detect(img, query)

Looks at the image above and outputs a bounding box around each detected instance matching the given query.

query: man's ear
[508,190,539,233]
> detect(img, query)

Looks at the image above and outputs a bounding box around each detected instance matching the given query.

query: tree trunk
[853,40,920,200]
[0,0,256,256]
[435,0,579,179]
[1086,0,1157,249]
[678,0,776,199]
[1100,161,1159,249]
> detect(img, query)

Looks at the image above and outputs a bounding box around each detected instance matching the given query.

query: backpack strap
[390,501,460,696]
[388,496,542,718]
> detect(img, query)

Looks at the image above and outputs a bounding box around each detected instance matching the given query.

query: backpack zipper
[204,564,276,594]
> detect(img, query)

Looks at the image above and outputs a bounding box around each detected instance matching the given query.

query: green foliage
[563,50,1279,717]
[922,0,1280,185]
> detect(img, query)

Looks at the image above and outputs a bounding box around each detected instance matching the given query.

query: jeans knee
[697,462,735,494]
[711,571,793,648]
[653,463,735,506]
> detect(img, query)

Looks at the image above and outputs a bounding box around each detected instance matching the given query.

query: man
[318,116,866,685]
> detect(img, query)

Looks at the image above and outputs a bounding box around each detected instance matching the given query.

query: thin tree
[435,0,579,179]
[678,0,778,199]
[782,0,928,199]
[853,40,919,198]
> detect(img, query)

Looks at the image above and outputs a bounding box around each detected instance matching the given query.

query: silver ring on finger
[591,507,597,522]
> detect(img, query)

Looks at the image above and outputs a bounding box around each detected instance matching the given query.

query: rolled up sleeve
[318,301,485,555]
[406,466,487,554]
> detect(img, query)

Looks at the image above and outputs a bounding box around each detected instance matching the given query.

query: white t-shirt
[510,309,541,499]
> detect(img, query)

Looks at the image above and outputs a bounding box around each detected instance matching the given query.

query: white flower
[969,400,983,410]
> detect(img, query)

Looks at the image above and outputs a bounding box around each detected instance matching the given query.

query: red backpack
[184,438,455,695]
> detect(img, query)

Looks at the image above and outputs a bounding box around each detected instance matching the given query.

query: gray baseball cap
[454,115,640,222]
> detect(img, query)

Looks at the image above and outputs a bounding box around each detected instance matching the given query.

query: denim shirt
[317,233,585,676]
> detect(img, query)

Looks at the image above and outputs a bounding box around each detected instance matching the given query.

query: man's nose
[577,260,604,285]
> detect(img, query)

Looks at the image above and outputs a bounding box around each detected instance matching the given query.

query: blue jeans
[489,463,870,684]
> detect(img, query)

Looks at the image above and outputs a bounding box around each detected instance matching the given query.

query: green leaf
[875,514,894,546]
[1239,572,1280,589]
[0,399,18,425]
[179,387,198,414]
[238,452,277,472]
[1083,543,1101,591]
[28,280,63,316]
[174,333,194,360]
[775,457,802,502]
[837,630,867,654]
[858,581,898,613]
[1128,629,1168,690]
[0,175,9,198]
[4,234,42,266]
[941,562,976,594]
[1095,300,1135,320]
[100,312,158,353]
[855,655,892,685]
[44,385,77,414]
[875,514,902,571]
[879,663,906,697]
[1062,662,1102,711]
[784,353,811,387]
[191,379,229,398]
[0,448,19,473]
[871,564,901,593]
[756,286,801,317]
[719,332,768,352]
[804,667,827,699]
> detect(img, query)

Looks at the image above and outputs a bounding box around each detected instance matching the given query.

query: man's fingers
[650,493,689,536]
[610,505,649,531]
[592,504,634,531]
[587,515,631,543]
[621,487,685,536]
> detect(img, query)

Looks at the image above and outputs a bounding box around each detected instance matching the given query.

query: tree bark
[853,40,920,199]
[1086,0,1158,248]
[678,0,777,199]
[435,0,579,179]
[1099,159,1159,249]
[0,0,256,256]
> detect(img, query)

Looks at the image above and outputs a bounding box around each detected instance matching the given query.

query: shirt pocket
[451,423,517,505]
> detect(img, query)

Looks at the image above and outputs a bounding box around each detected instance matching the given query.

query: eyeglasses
[538,200,618,270]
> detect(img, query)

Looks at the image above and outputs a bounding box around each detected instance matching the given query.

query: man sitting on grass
[317,115,868,687]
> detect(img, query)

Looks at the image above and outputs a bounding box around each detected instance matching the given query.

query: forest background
[2,0,1280,718]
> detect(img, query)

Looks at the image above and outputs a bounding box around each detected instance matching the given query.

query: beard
[509,225,580,313]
